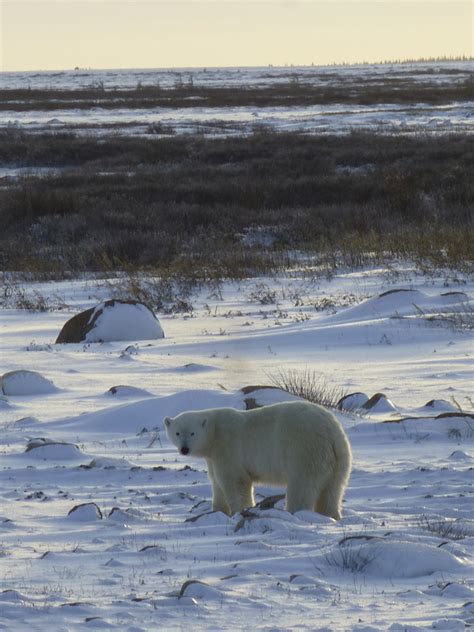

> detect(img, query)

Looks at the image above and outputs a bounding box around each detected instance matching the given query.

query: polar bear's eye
[190,432,195,437]
[176,432,180,436]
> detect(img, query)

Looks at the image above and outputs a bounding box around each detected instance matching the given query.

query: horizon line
[2,55,473,75]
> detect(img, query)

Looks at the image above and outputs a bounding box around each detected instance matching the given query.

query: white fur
[164,401,352,519]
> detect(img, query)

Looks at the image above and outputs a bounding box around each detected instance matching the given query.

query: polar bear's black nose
[181,446,189,455]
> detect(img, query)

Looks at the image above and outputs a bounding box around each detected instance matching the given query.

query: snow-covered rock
[362,392,398,413]
[67,503,103,521]
[1,370,57,396]
[178,580,224,601]
[25,438,82,460]
[420,399,458,413]
[241,385,301,409]
[105,385,154,398]
[337,392,369,411]
[55,299,164,343]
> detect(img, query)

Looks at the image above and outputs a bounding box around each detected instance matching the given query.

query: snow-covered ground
[3,101,472,137]
[3,62,470,91]
[1,264,473,631]
[1,62,472,137]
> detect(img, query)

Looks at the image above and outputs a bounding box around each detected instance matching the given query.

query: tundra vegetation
[0,130,472,277]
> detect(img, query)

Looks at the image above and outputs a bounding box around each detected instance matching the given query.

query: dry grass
[268,368,349,410]
[416,515,470,540]
[1,73,472,112]
[0,131,472,276]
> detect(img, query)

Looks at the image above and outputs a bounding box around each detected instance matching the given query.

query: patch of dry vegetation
[1,68,472,112]
[0,130,472,276]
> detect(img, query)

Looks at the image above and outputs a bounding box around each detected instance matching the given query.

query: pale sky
[1,1,472,72]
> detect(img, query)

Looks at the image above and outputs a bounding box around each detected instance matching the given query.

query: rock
[55,299,164,343]
[362,392,397,413]
[67,502,103,521]
[1,370,57,396]
[25,438,82,460]
[421,399,457,413]
[337,392,369,411]
[178,579,222,600]
[241,385,301,409]
[448,450,472,461]
[241,385,276,395]
[106,385,154,398]
[378,288,418,298]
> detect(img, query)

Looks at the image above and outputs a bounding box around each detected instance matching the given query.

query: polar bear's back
[209,400,351,486]
[241,400,345,440]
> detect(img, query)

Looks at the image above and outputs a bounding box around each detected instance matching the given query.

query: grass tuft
[268,368,348,410]
[416,515,470,540]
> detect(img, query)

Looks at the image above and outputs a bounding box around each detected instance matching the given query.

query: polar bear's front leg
[211,480,230,514]
[224,480,254,515]
[213,464,254,515]
[207,460,230,514]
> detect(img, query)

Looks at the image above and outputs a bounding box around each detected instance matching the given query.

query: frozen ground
[3,101,472,138]
[1,61,472,137]
[3,62,471,91]
[0,264,473,631]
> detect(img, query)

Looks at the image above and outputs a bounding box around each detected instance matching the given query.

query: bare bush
[325,542,378,573]
[416,515,470,540]
[268,368,349,410]
[0,281,68,312]
[0,131,472,275]
[247,283,277,305]
[106,273,195,313]
[412,302,474,332]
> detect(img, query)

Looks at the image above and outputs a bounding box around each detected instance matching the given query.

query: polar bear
[164,401,351,519]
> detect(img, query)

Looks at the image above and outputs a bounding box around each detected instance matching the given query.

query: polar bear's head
[164,411,213,458]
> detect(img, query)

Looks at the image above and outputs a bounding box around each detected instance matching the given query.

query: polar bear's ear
[164,417,171,428]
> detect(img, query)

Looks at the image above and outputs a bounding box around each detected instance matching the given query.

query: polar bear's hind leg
[315,483,343,520]
[285,478,321,513]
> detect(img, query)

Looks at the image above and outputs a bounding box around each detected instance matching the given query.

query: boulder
[55,299,164,343]
[362,392,397,413]
[337,392,369,411]
[1,370,57,396]
[67,502,103,521]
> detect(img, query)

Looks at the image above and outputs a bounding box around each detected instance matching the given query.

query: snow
[83,301,164,343]
[0,265,473,630]
[3,101,472,138]
[1,62,472,138]
[67,502,104,522]
[1,369,58,396]
[25,441,83,461]
[3,62,471,92]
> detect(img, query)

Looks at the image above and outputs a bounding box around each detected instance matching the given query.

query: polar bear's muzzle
[180,446,190,455]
